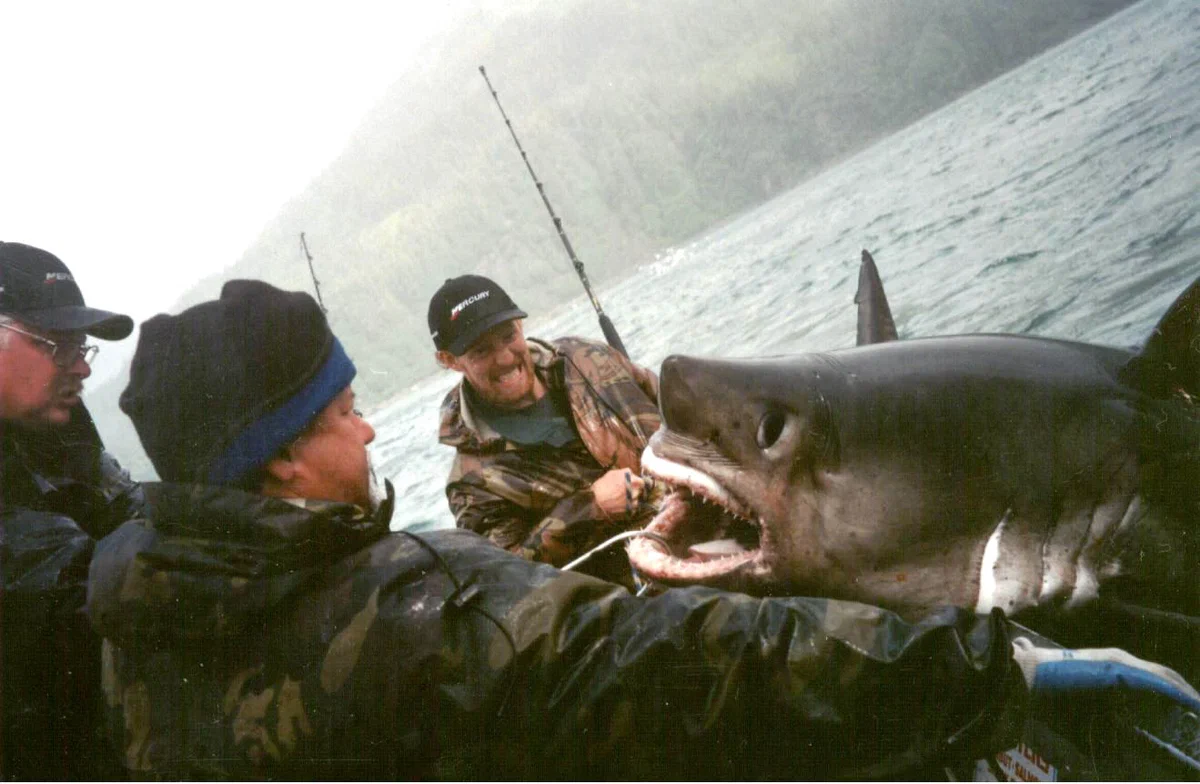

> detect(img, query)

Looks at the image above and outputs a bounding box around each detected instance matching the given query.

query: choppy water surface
[374,0,1200,531]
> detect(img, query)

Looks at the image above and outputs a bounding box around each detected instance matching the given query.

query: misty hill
[90,0,1136,478]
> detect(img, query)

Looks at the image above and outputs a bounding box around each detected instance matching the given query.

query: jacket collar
[278,479,396,525]
[1,402,106,503]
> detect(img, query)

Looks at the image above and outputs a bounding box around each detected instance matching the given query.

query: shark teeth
[629,447,763,582]
[640,446,756,520]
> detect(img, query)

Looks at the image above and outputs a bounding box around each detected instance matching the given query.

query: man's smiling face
[442,319,542,410]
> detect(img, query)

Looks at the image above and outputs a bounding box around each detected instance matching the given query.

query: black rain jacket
[1,404,143,780]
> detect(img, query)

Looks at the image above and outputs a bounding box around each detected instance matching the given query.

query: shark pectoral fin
[854,249,899,346]
[1123,274,1200,398]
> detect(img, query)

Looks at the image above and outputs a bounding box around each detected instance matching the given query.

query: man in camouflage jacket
[1,242,140,780]
[430,275,660,584]
[91,278,1200,780]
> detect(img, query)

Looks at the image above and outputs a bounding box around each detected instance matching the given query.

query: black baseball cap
[428,275,527,355]
[0,242,133,340]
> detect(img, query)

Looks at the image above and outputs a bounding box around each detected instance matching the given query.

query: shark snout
[659,355,718,439]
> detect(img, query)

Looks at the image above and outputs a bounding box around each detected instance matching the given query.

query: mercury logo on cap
[450,290,490,320]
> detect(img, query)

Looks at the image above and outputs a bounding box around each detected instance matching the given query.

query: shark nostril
[756,411,786,450]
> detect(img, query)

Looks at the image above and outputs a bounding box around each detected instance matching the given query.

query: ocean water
[373,0,1200,532]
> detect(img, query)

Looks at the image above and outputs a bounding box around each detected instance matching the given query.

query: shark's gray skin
[628,262,1200,631]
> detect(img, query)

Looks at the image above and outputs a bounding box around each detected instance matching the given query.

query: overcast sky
[1,1,465,380]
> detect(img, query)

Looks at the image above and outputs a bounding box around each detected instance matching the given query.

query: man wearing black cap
[429,275,660,584]
[0,241,141,779]
[92,278,1200,780]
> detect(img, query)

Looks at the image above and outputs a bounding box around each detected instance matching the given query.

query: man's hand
[592,469,645,519]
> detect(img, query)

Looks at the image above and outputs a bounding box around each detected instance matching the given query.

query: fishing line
[560,530,675,597]
[560,530,675,572]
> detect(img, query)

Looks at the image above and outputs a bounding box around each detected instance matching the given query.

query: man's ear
[436,351,461,371]
[263,452,297,485]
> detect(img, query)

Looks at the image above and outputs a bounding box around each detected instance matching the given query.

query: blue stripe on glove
[1035,659,1200,714]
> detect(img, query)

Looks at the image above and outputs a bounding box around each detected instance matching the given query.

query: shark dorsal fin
[854,249,898,346]
[1123,275,1200,399]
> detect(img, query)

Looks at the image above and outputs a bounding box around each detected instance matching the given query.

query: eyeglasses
[0,322,99,368]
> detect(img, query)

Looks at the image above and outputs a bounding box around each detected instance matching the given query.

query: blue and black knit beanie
[120,279,356,485]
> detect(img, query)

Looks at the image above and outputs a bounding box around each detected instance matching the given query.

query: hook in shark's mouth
[628,448,765,584]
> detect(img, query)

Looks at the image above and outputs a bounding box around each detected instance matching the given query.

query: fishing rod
[478,65,629,358]
[299,232,328,314]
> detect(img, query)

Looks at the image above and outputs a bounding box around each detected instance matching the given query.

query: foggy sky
[0,1,467,382]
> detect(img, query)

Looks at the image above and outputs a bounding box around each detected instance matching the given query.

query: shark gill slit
[974,509,1012,615]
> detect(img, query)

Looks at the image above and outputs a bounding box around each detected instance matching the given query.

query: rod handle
[599,313,629,358]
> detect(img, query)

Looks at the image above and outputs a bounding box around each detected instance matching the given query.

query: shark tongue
[688,538,749,562]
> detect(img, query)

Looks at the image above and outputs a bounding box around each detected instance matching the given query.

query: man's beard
[19,377,84,429]
[366,453,386,512]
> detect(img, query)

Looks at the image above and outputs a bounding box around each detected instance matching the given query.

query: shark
[628,252,1200,639]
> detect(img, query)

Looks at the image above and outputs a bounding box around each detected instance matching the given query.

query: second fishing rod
[478,65,629,359]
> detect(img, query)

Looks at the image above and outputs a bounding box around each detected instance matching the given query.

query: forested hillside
[90,0,1136,476]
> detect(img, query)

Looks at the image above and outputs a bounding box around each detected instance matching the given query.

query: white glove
[1011,636,1200,711]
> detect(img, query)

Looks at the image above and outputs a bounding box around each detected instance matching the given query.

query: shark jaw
[628,447,771,587]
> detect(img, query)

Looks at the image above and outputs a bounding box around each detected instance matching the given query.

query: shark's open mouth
[628,447,765,584]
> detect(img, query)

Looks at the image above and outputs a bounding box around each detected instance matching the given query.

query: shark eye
[756,411,787,450]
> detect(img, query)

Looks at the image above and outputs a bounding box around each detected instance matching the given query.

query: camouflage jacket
[88,481,1028,780]
[1,403,143,780]
[438,337,661,582]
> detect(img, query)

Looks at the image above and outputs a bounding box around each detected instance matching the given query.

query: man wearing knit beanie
[120,279,372,503]
[90,280,1200,780]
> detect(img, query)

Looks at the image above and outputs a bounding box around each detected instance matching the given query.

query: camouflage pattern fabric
[1,403,143,780]
[438,337,662,583]
[88,481,1028,780]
